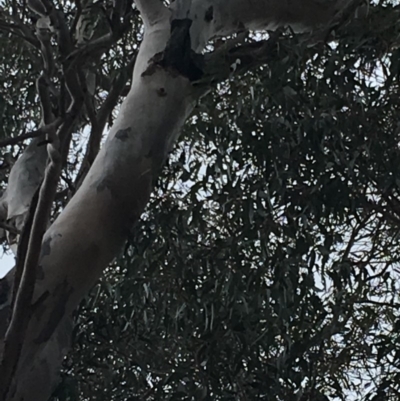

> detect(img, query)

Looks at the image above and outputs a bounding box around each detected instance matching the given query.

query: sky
[0,252,14,278]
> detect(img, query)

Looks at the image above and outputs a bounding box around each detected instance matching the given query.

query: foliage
[2,1,400,400]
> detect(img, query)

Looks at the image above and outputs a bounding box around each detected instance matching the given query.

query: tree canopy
[1,1,400,400]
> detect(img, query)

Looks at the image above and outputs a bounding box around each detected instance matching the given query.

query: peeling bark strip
[0,1,354,400]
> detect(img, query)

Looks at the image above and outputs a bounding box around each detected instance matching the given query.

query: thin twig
[0,118,62,148]
[0,12,40,48]
[11,185,41,309]
[0,222,20,236]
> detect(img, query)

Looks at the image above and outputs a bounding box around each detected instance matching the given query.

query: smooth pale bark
[180,0,352,51]
[0,138,48,251]
[0,0,353,400]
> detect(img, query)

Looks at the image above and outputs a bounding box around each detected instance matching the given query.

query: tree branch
[355,299,400,308]
[66,13,134,70]
[199,32,281,87]
[75,54,137,188]
[0,118,65,400]
[0,221,19,236]
[0,20,38,47]
[0,118,62,148]
[198,0,365,88]
[11,185,41,310]
[135,0,168,27]
[0,153,56,399]
[0,10,40,48]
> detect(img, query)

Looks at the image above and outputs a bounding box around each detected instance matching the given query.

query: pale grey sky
[0,253,14,278]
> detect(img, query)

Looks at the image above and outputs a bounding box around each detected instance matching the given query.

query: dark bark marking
[159,18,204,81]
[156,87,167,97]
[237,21,246,31]
[31,290,50,320]
[41,236,52,257]
[204,6,214,22]
[34,280,72,343]
[115,127,131,141]
[96,177,112,193]
[141,61,160,77]
[36,264,45,280]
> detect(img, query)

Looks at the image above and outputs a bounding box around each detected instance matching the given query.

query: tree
[1,0,400,400]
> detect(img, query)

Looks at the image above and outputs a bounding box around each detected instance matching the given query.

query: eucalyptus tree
[1,1,400,401]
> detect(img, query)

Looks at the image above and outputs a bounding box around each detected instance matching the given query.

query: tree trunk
[0,1,353,400]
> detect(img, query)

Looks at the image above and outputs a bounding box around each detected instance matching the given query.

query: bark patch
[159,18,204,81]
[31,290,50,319]
[115,128,131,141]
[204,6,213,22]
[96,177,112,193]
[141,62,160,77]
[41,236,52,257]
[34,280,72,343]
[156,87,167,97]
[36,264,45,280]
